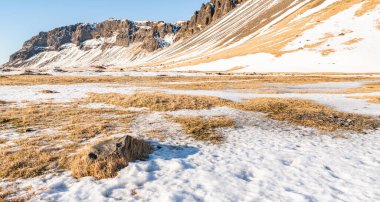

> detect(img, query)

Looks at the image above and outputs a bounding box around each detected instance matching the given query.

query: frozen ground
[1,79,380,201]
[3,108,380,202]
[1,81,379,116]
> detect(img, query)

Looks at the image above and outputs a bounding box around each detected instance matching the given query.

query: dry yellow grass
[70,150,128,180]
[345,82,380,93]
[173,116,235,142]
[225,66,245,72]
[159,76,379,91]
[321,49,336,56]
[0,103,135,180]
[158,0,367,68]
[343,38,363,45]
[1,75,379,91]
[86,92,233,111]
[0,145,71,179]
[239,98,380,132]
[0,187,27,202]
[350,96,380,104]
[86,93,380,132]
[71,137,153,179]
[0,103,132,138]
[355,0,380,17]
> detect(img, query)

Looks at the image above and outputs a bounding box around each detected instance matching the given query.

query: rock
[88,135,153,162]
[5,0,249,67]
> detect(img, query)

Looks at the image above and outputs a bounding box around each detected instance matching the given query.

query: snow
[1,78,380,201]
[1,80,380,116]
[170,1,380,73]
[291,0,340,22]
[0,70,209,77]
[5,107,380,201]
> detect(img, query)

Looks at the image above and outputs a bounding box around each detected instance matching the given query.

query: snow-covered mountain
[3,0,380,72]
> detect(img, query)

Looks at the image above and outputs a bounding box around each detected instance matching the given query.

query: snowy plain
[0,78,380,201]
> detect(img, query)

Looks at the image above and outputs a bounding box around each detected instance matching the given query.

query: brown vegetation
[1,75,379,92]
[173,116,235,142]
[321,49,335,56]
[86,92,233,111]
[239,98,380,132]
[343,38,363,45]
[70,151,128,180]
[355,0,380,17]
[350,96,380,104]
[0,103,134,180]
[71,136,153,179]
[345,82,380,93]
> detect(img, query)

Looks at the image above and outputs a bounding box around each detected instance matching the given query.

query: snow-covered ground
[2,81,379,116]
[4,107,380,201]
[1,79,380,201]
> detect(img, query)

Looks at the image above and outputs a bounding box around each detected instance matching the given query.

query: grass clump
[350,96,380,104]
[86,92,233,111]
[173,116,235,142]
[345,82,380,93]
[0,145,71,180]
[239,98,380,132]
[70,154,128,180]
[71,136,153,179]
[0,103,135,180]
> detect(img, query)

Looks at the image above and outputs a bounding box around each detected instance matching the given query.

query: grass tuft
[239,98,380,132]
[70,137,152,179]
[173,116,235,142]
[350,96,380,104]
[86,92,233,111]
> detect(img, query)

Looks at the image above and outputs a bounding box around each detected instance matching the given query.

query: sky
[0,0,207,65]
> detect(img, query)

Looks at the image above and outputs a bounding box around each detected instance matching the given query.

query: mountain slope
[4,0,247,70]
[150,0,380,72]
[3,0,380,72]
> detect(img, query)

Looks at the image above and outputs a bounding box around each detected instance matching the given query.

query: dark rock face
[7,0,247,66]
[175,0,247,41]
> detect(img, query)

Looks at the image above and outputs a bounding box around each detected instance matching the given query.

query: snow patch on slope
[174,2,380,73]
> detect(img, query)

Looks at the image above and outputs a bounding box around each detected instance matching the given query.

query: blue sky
[0,0,207,65]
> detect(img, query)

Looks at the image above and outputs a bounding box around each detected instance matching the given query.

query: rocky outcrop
[7,20,179,65]
[175,0,247,41]
[5,0,247,68]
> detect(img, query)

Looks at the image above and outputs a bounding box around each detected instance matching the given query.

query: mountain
[3,0,380,72]
[4,0,247,70]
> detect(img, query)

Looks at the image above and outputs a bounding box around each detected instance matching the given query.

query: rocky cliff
[5,0,247,68]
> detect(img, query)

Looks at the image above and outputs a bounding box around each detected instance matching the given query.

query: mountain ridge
[3,0,380,72]
[4,0,248,69]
